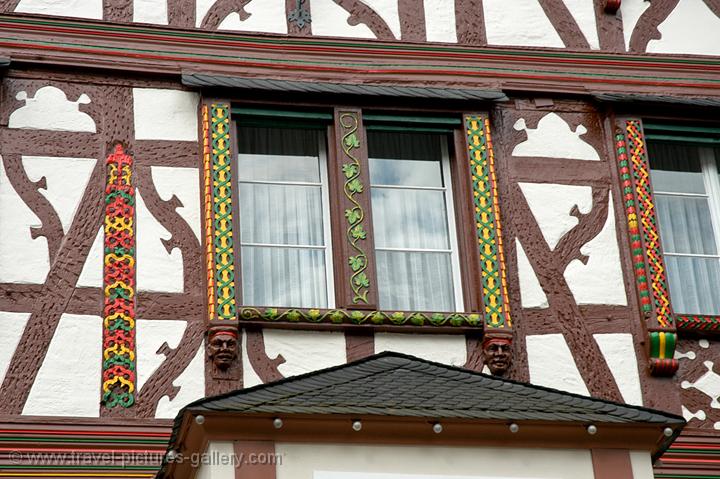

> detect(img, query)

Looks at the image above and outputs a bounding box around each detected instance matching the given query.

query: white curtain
[237,126,328,308]
[650,142,720,314]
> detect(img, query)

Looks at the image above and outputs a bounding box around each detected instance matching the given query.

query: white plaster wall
[133,89,199,141]
[310,0,376,39]
[593,333,643,406]
[14,0,101,20]
[360,0,400,39]
[276,443,594,479]
[483,0,564,48]
[647,0,720,56]
[136,190,185,293]
[9,86,96,132]
[22,156,96,234]
[561,0,599,49]
[629,451,654,479]
[151,166,201,242]
[564,193,627,306]
[515,238,548,309]
[620,0,651,51]
[0,312,30,386]
[262,329,346,378]
[76,226,103,288]
[374,333,466,366]
[136,319,188,390]
[526,333,589,396]
[242,330,265,388]
[423,0,456,43]
[155,342,205,418]
[512,113,600,161]
[519,182,592,250]
[197,442,235,479]
[23,314,102,417]
[0,155,50,284]
[217,0,287,34]
[133,0,168,24]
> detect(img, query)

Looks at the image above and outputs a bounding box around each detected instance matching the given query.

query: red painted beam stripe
[0,447,163,453]
[660,458,720,464]
[0,430,169,438]
[2,41,719,90]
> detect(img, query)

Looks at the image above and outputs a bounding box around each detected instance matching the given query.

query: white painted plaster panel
[0,312,30,386]
[23,314,102,417]
[155,342,205,418]
[136,190,184,293]
[512,113,600,161]
[374,333,466,366]
[681,405,706,423]
[423,0,456,43]
[276,444,594,479]
[76,226,103,288]
[310,0,376,38]
[133,89,199,141]
[197,442,236,479]
[15,0,101,19]
[133,0,168,24]
[9,86,96,132]
[242,330,264,388]
[151,166,201,242]
[561,0,599,49]
[136,319,188,390]
[629,451,654,479]
[564,193,628,305]
[483,0,564,48]
[217,0,287,34]
[516,238,548,309]
[526,333,590,396]
[593,333,643,406]
[359,0,400,39]
[22,156,96,234]
[620,0,651,51]
[196,0,215,27]
[519,182,592,250]
[647,0,720,56]
[262,329,346,378]
[0,155,50,284]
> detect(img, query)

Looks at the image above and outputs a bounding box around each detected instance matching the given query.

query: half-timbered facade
[0,1,719,477]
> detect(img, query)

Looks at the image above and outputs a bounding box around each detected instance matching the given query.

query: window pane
[376,251,455,311]
[368,130,443,162]
[666,256,720,315]
[648,142,705,194]
[369,158,443,187]
[371,188,450,250]
[241,246,328,308]
[237,126,320,182]
[240,183,324,246]
[655,195,717,255]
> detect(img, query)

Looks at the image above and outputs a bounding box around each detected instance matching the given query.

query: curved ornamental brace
[615,120,678,376]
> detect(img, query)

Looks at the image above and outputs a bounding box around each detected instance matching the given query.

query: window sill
[238,307,483,333]
[676,314,720,336]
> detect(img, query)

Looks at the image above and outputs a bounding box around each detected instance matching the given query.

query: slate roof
[182,74,509,101]
[179,352,684,425]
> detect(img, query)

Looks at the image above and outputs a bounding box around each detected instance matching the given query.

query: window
[647,135,720,315]
[232,109,469,313]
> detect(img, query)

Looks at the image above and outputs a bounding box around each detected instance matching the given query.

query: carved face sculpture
[207,327,238,370]
[482,337,513,376]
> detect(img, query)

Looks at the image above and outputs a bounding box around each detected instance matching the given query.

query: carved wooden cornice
[0,15,719,99]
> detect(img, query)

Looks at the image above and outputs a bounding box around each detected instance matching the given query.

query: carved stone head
[207,326,239,371]
[482,336,513,376]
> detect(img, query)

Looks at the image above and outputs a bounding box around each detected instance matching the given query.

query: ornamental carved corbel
[481,332,513,377]
[605,0,621,13]
[207,324,239,373]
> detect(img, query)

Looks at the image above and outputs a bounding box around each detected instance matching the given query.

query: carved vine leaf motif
[332,0,395,40]
[340,113,371,305]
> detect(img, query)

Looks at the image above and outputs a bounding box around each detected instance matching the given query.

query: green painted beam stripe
[667,448,720,454]
[232,108,332,120]
[3,36,720,86]
[646,134,720,144]
[645,123,720,135]
[4,16,720,67]
[363,114,461,125]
